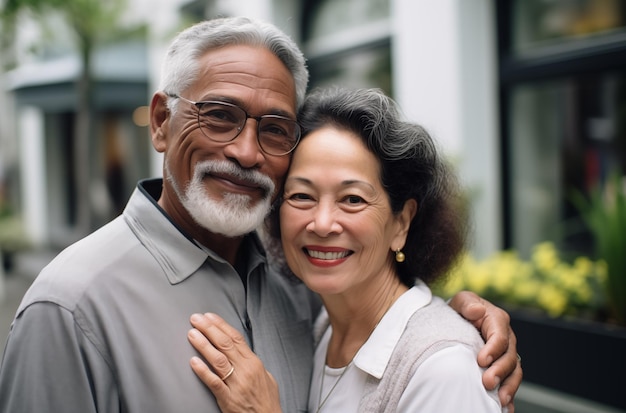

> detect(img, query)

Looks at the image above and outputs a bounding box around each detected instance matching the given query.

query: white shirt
[309,282,502,412]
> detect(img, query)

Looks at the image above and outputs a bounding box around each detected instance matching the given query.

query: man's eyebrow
[199,95,296,119]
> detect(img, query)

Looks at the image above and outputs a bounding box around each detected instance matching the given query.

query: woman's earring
[395,249,405,263]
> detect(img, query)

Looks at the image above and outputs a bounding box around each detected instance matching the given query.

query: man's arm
[0,303,113,413]
[449,291,523,412]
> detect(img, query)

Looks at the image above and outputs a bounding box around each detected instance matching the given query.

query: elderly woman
[189,87,508,412]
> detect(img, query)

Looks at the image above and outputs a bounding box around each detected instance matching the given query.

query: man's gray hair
[159,16,308,112]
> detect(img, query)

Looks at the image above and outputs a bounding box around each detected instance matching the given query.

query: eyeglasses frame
[166,93,300,156]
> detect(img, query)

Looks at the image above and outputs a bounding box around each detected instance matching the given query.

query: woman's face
[280,126,411,296]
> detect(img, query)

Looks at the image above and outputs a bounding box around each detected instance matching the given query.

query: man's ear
[150,92,170,153]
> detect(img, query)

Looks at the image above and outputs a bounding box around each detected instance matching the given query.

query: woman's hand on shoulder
[188,313,283,413]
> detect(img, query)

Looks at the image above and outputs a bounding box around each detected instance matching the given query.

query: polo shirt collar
[124,179,266,285]
[353,281,432,379]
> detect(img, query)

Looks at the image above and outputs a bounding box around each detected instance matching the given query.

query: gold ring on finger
[221,366,235,381]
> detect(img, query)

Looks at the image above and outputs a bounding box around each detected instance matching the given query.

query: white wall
[392,0,462,153]
[456,0,502,257]
[19,107,47,247]
[391,0,501,257]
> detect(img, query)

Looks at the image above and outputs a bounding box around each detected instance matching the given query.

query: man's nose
[223,119,264,168]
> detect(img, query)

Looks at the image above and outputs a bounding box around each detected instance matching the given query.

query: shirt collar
[123,178,266,284]
[353,281,432,378]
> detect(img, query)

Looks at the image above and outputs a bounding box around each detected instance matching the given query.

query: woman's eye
[289,193,312,201]
[345,195,365,205]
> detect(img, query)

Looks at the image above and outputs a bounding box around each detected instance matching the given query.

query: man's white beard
[166,160,275,237]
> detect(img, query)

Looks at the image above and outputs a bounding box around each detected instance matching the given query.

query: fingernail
[190,356,202,366]
[188,328,201,339]
[485,355,493,365]
[493,376,501,386]
[504,395,511,405]
[190,313,203,323]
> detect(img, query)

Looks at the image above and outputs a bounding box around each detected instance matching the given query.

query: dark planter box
[510,309,626,410]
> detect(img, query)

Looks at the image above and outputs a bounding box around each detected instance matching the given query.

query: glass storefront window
[509,73,626,257]
[512,0,626,55]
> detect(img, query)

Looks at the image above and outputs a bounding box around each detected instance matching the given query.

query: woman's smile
[304,246,353,265]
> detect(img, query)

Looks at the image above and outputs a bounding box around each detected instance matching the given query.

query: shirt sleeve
[0,302,119,413]
[396,344,502,413]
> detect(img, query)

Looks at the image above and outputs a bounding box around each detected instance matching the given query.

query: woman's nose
[305,204,342,237]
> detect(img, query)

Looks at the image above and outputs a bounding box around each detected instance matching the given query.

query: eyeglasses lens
[196,102,299,155]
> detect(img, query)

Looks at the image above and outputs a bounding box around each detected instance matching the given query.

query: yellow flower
[537,284,568,317]
[466,264,491,294]
[514,279,541,302]
[432,242,608,320]
[532,242,560,274]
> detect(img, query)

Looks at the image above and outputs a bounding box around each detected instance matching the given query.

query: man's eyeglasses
[167,93,300,156]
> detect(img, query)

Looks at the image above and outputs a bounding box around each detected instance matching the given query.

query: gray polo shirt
[0,179,317,413]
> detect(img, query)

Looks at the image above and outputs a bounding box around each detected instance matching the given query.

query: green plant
[433,242,608,320]
[571,171,626,325]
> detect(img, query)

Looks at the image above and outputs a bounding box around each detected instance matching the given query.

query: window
[498,0,626,257]
[512,0,626,56]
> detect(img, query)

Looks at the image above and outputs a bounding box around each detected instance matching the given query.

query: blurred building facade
[3,0,626,260]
